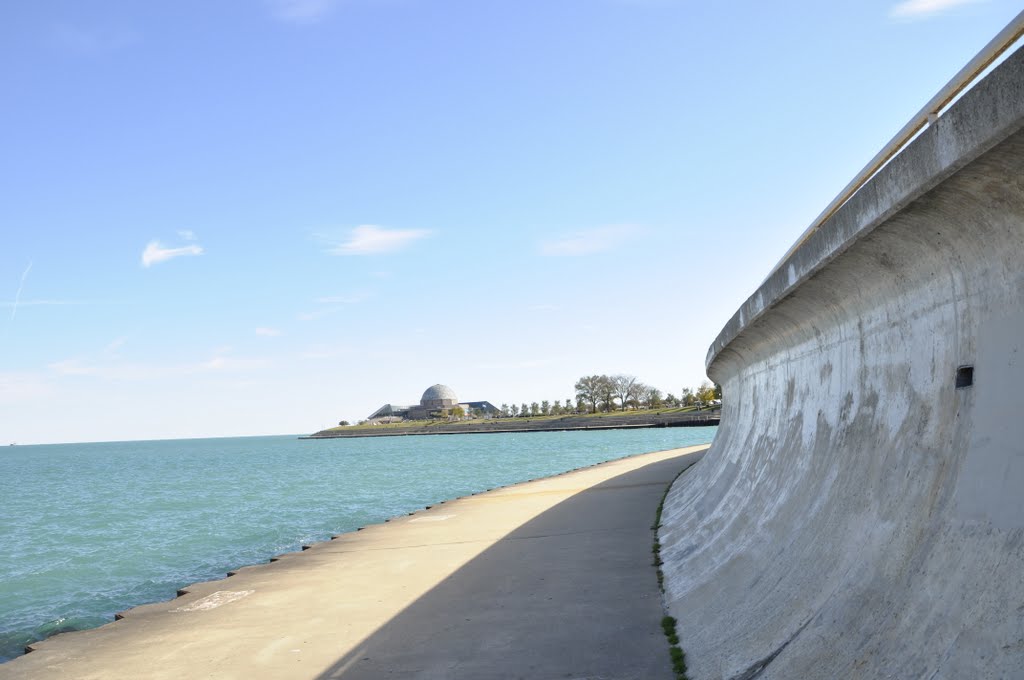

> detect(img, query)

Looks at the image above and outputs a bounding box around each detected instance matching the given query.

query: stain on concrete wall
[659,47,1024,680]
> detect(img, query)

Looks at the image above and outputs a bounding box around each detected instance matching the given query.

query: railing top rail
[765,10,1024,281]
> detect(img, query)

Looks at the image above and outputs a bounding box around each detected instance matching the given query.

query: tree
[510,404,519,417]
[520,403,530,417]
[631,381,648,409]
[611,374,639,411]
[665,393,678,407]
[566,399,574,413]
[338,420,351,426]
[681,387,695,407]
[575,375,606,413]
[597,376,616,412]
[714,383,723,400]
[541,400,550,416]
[500,403,510,417]
[646,388,663,409]
[551,402,563,416]
[451,405,465,419]
[530,402,540,416]
[696,381,716,406]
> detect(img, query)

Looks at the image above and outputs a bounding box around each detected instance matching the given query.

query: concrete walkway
[2,446,707,680]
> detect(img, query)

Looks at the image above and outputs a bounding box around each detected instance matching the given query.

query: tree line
[573,374,719,413]
[494,374,721,418]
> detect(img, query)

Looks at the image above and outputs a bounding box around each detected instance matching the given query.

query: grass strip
[654,466,693,680]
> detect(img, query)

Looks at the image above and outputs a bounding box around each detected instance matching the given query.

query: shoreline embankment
[303,411,720,439]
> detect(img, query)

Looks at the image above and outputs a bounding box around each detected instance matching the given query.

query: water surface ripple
[0,428,716,662]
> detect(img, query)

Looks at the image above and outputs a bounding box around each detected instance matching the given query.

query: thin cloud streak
[316,293,369,304]
[48,356,269,380]
[539,225,643,256]
[10,261,32,321]
[49,24,139,53]
[141,240,204,267]
[324,225,433,255]
[299,291,369,321]
[477,358,559,370]
[298,307,344,322]
[268,0,339,23]
[299,345,352,360]
[0,300,116,308]
[889,0,982,19]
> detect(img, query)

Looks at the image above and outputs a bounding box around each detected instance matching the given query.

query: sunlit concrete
[660,46,1024,679]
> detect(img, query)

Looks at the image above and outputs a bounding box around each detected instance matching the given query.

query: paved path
[2,446,707,680]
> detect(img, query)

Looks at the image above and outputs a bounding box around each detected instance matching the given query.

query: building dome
[421,384,458,409]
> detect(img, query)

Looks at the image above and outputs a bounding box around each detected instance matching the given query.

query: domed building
[366,384,498,422]
[419,384,458,410]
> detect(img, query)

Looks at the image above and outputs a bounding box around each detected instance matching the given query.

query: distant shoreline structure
[302,410,720,440]
[365,384,499,422]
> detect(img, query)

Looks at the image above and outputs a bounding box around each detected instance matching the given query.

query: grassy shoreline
[303,407,721,439]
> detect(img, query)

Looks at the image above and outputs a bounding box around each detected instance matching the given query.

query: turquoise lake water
[0,427,716,662]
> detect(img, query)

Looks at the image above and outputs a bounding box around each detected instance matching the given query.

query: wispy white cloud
[200,356,269,372]
[10,261,32,322]
[322,225,433,255]
[889,0,981,19]
[141,240,204,267]
[104,337,127,356]
[297,306,346,322]
[316,293,369,304]
[0,299,108,308]
[299,344,352,360]
[255,327,283,337]
[268,0,339,24]
[49,23,138,53]
[48,359,101,377]
[177,229,197,241]
[48,355,268,381]
[0,372,52,404]
[477,358,559,370]
[539,225,644,256]
[298,291,370,321]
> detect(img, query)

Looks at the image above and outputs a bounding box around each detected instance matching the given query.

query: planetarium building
[366,384,498,421]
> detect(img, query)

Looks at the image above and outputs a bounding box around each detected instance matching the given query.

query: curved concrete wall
[660,49,1024,678]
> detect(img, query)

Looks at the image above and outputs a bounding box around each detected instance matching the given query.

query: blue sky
[2,0,1020,443]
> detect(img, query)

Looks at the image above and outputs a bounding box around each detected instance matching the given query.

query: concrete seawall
[659,46,1024,678]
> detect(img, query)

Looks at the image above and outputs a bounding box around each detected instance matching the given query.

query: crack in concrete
[727,615,814,680]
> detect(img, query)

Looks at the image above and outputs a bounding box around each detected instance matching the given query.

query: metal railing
[765,9,1024,281]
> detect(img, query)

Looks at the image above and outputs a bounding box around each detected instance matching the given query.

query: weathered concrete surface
[659,47,1024,679]
[1,445,706,680]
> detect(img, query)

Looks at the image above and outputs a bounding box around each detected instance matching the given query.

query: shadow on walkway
[316,450,705,680]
